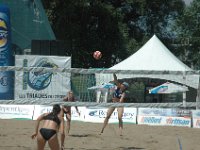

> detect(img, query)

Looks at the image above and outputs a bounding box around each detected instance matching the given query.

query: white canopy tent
[96,35,200,106]
[96,35,199,89]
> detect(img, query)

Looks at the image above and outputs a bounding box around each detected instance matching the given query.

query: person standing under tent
[62,90,80,135]
[100,73,129,136]
[31,104,65,150]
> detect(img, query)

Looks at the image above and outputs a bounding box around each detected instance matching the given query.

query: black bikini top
[43,113,61,125]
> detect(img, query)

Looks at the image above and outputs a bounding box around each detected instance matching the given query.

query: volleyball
[93,50,102,60]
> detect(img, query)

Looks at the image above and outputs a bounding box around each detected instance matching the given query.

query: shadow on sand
[119,146,145,150]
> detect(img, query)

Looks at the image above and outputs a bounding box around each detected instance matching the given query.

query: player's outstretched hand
[31,133,37,139]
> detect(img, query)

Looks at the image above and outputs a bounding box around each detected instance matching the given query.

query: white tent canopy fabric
[96,35,199,89]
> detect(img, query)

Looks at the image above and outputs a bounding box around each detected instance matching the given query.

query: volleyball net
[0,66,199,108]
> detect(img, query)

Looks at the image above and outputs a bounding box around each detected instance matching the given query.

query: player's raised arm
[113,73,120,86]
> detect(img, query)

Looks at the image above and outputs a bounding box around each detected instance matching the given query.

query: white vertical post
[104,90,108,103]
[96,90,101,103]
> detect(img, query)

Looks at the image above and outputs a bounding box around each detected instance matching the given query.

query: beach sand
[0,119,200,150]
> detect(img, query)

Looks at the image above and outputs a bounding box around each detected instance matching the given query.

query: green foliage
[42,0,199,70]
[173,0,200,69]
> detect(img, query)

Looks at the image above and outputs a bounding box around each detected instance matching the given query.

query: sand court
[0,119,200,150]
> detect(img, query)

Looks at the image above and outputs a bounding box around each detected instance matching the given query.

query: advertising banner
[137,115,191,127]
[0,104,34,119]
[192,110,200,128]
[32,105,52,120]
[165,116,191,127]
[137,108,191,127]
[15,55,71,100]
[0,5,14,99]
[138,107,191,117]
[137,115,165,126]
[84,107,137,123]
[69,107,86,121]
[33,105,85,121]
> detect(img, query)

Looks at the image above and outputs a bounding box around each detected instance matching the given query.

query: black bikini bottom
[40,128,57,141]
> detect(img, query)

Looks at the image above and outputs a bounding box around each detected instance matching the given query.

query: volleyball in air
[93,50,102,60]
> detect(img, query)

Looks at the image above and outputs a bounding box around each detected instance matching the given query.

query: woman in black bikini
[31,104,65,150]
[100,73,129,136]
[62,91,80,135]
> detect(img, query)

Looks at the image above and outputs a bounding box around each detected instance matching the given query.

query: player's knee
[118,117,122,121]
[60,131,65,137]
[106,115,111,120]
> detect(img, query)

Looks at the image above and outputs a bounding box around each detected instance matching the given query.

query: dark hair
[52,104,61,115]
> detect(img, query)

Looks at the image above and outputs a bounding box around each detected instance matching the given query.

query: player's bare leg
[117,107,124,136]
[100,107,115,134]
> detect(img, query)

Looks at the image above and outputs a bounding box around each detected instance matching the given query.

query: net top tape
[0,100,196,108]
[0,66,199,75]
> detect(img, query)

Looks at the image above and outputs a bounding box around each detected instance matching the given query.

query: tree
[173,0,200,69]
[42,0,187,68]
[42,0,128,68]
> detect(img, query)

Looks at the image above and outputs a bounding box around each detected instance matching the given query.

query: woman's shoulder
[63,96,68,101]
[43,112,52,117]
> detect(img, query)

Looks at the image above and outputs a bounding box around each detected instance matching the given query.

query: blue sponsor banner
[0,4,14,99]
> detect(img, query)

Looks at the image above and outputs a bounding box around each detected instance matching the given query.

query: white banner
[84,107,137,123]
[165,116,191,127]
[137,115,164,126]
[68,107,86,121]
[137,107,191,127]
[15,55,71,100]
[0,104,34,119]
[32,105,52,120]
[138,107,191,117]
[137,115,191,127]
[33,105,85,121]
[192,110,200,128]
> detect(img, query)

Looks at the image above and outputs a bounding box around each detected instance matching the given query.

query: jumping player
[100,73,129,136]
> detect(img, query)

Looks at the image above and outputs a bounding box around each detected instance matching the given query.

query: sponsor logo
[88,109,135,120]
[27,58,58,90]
[88,110,107,118]
[140,116,162,124]
[0,19,8,48]
[0,106,30,115]
[166,117,190,126]
[89,110,98,116]
[0,76,8,86]
[141,109,167,116]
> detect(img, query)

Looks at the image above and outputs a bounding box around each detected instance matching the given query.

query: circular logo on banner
[28,58,58,90]
[0,19,8,48]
